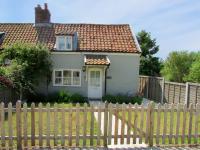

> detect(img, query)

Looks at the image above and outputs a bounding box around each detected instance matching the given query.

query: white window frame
[56,36,73,51]
[53,69,81,87]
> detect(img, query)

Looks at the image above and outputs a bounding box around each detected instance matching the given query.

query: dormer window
[0,32,5,45]
[56,36,73,50]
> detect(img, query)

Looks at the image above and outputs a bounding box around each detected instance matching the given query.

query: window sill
[53,84,81,87]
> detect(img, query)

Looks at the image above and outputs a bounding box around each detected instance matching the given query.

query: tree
[0,43,52,99]
[185,58,200,83]
[161,51,197,82]
[137,30,162,76]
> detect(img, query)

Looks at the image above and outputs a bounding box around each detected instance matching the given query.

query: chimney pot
[44,3,48,9]
[35,3,51,27]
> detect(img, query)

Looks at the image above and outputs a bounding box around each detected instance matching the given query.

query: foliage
[56,90,71,103]
[70,93,86,103]
[0,43,52,97]
[102,94,116,103]
[26,92,48,103]
[0,76,13,88]
[27,90,88,103]
[185,59,200,83]
[137,30,162,76]
[102,94,142,104]
[161,51,198,82]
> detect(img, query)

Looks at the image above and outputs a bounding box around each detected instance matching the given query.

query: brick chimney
[35,3,51,27]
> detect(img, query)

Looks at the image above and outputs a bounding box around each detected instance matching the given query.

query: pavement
[31,146,200,150]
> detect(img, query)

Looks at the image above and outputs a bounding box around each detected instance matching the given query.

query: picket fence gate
[0,101,200,149]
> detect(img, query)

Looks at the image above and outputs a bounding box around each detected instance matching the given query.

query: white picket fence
[0,101,200,149]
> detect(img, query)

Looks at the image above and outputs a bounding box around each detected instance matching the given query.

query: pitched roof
[0,23,140,53]
[84,55,110,65]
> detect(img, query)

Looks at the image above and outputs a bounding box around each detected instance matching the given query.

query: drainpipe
[104,65,110,95]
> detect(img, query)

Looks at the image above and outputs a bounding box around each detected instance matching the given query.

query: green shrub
[70,93,87,103]
[26,92,47,103]
[57,90,71,103]
[46,90,71,103]
[102,94,143,104]
[46,92,59,103]
[131,96,142,105]
[26,90,88,103]
[102,94,116,103]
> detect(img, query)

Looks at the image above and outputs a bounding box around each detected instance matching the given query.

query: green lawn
[118,108,200,145]
[2,103,102,148]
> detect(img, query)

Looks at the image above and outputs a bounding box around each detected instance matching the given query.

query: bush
[102,94,116,103]
[70,93,87,103]
[57,90,71,103]
[26,92,47,103]
[131,96,142,105]
[26,90,88,104]
[47,90,71,103]
[102,94,142,105]
[47,91,87,103]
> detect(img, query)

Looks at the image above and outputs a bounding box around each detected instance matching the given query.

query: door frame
[87,68,103,99]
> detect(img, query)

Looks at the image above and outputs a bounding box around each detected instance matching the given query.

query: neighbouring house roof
[84,55,110,65]
[0,23,140,53]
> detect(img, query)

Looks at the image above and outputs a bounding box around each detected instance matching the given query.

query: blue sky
[0,0,200,59]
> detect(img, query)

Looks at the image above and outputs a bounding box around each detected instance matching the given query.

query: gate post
[16,101,22,150]
[161,77,165,104]
[103,102,108,147]
[147,102,154,147]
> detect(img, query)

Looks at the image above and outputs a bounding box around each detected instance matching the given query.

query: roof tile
[0,23,140,53]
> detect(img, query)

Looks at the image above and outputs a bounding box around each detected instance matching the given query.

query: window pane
[55,78,62,85]
[58,37,65,50]
[96,71,100,78]
[63,77,71,85]
[73,71,80,77]
[90,71,96,78]
[66,36,72,49]
[55,71,62,77]
[63,70,71,77]
[73,71,80,85]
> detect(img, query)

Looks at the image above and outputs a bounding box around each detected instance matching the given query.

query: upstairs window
[56,36,72,50]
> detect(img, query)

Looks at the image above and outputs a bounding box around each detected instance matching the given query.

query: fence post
[185,82,189,106]
[161,77,165,104]
[16,101,22,150]
[103,102,108,147]
[147,102,154,147]
[146,76,149,99]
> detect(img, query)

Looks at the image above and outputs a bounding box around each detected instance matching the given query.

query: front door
[88,68,102,99]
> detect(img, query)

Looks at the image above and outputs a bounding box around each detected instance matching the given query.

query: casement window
[53,69,81,86]
[56,36,73,50]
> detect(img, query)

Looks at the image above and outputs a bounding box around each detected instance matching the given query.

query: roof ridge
[0,23,130,26]
[53,23,130,26]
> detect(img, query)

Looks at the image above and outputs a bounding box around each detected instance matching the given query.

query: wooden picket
[0,101,199,149]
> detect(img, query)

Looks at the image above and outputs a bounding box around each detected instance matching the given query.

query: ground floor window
[53,69,81,86]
